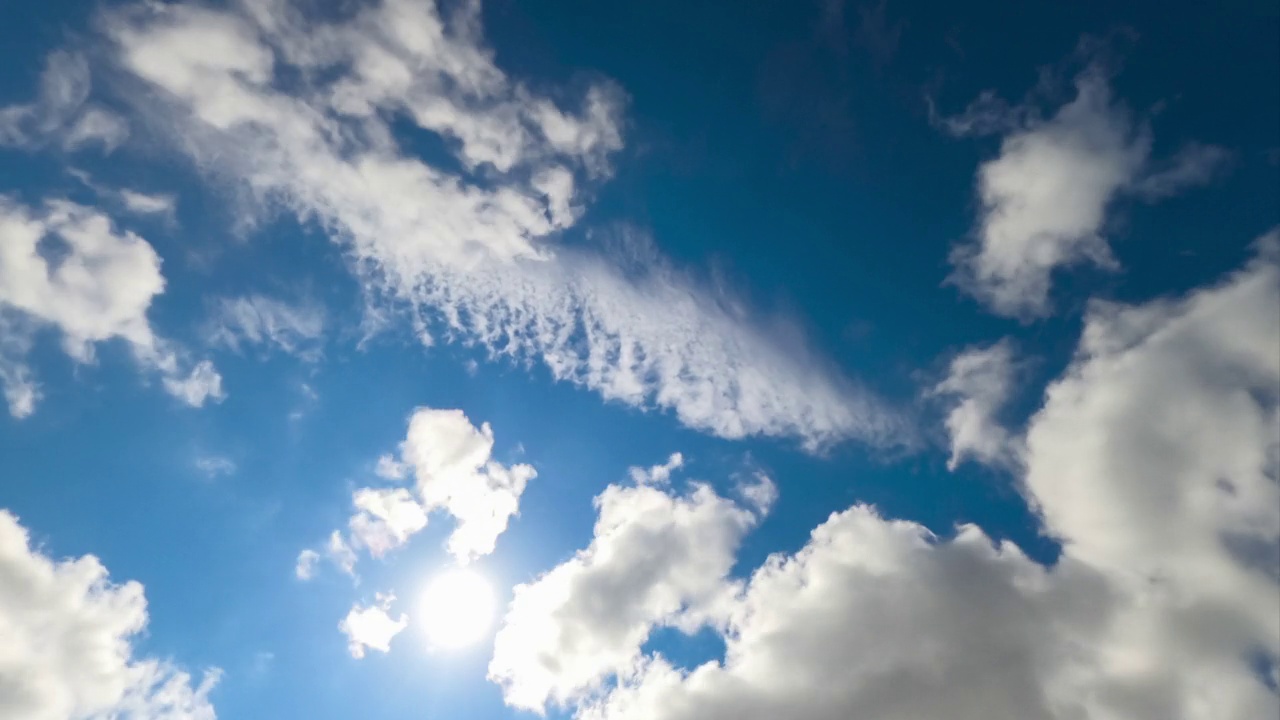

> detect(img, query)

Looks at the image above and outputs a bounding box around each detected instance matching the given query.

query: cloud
[0,509,220,719]
[0,195,223,416]
[930,339,1021,470]
[294,549,319,580]
[627,452,684,485]
[194,454,236,478]
[300,407,533,581]
[205,294,325,360]
[100,0,904,450]
[325,531,357,577]
[501,240,1280,720]
[118,189,179,218]
[0,50,128,152]
[163,360,225,407]
[0,314,40,418]
[940,58,1231,318]
[1131,142,1233,200]
[339,593,407,659]
[68,169,179,224]
[488,470,771,711]
[347,487,428,557]
[1022,229,1280,610]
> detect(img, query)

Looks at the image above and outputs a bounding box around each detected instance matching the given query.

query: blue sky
[0,1,1277,719]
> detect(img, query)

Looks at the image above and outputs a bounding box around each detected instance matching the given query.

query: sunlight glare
[417,567,496,650]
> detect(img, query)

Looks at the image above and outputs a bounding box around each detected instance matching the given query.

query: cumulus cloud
[0,195,223,416]
[0,50,128,152]
[346,487,428,557]
[488,468,771,711]
[930,339,1022,470]
[339,593,407,659]
[300,407,534,581]
[496,240,1280,720]
[0,509,220,719]
[205,294,325,360]
[99,0,903,450]
[940,59,1231,318]
[627,452,684,485]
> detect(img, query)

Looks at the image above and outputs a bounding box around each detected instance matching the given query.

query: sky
[0,0,1277,719]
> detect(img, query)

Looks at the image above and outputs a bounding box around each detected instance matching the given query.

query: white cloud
[194,454,236,478]
[499,240,1280,720]
[205,294,325,360]
[0,314,39,418]
[488,473,770,712]
[1022,230,1280,619]
[68,170,178,223]
[347,487,428,557]
[339,593,407,659]
[119,188,178,218]
[931,339,1021,470]
[63,107,130,152]
[0,50,127,152]
[162,360,225,408]
[101,0,903,450]
[300,407,531,583]
[627,452,684,485]
[0,509,219,719]
[396,408,535,562]
[374,453,408,480]
[325,531,357,578]
[0,195,223,415]
[294,549,319,581]
[941,60,1230,318]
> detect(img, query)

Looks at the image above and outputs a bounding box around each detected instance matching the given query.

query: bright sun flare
[418,567,496,650]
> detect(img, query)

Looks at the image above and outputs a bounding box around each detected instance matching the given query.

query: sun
[417,567,496,650]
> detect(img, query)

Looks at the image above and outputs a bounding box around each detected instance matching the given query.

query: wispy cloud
[100,0,906,450]
[205,295,326,361]
[0,50,127,153]
[194,454,236,479]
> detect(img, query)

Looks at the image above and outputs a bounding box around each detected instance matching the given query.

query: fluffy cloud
[488,470,771,711]
[347,488,428,557]
[498,241,1280,720]
[627,452,684,485]
[99,0,903,450]
[0,509,219,719]
[301,407,533,580]
[0,196,223,416]
[339,593,407,659]
[1022,231,1280,626]
[205,294,325,360]
[941,60,1230,318]
[930,339,1021,470]
[0,50,128,152]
